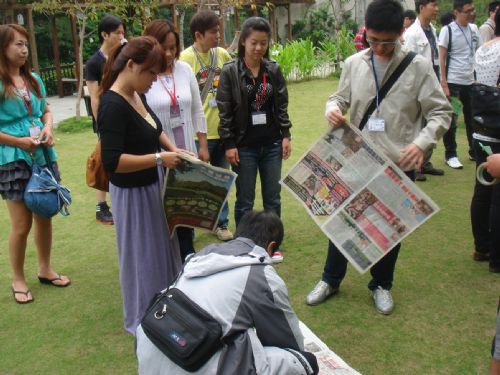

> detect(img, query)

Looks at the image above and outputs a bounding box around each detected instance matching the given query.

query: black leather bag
[471,83,500,137]
[141,287,223,372]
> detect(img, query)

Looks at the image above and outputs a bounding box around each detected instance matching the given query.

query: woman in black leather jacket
[216,17,292,252]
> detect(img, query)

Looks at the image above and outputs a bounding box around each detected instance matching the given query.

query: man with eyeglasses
[306,0,451,315]
[439,0,482,169]
[404,0,445,182]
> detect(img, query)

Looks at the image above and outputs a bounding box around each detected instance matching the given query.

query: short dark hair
[488,1,500,13]
[365,0,404,34]
[237,17,272,59]
[440,11,455,25]
[414,0,437,14]
[234,211,284,250]
[189,10,219,40]
[495,7,500,35]
[143,19,181,59]
[453,0,473,11]
[98,15,124,44]
[403,9,417,20]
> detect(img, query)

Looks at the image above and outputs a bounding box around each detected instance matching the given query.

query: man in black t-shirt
[85,15,125,225]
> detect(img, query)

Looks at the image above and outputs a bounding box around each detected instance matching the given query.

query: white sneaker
[306,280,338,306]
[445,157,463,169]
[214,227,233,241]
[271,251,283,264]
[372,286,394,315]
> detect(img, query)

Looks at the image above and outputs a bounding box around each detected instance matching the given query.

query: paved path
[46,94,88,126]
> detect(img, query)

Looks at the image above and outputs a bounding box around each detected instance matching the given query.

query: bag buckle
[154,304,168,320]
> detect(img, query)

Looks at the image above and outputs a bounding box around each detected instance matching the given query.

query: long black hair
[237,17,272,59]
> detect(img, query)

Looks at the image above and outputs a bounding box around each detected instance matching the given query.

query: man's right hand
[326,109,346,129]
[440,80,450,97]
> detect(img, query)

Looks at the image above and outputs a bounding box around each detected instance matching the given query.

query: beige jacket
[326,43,451,165]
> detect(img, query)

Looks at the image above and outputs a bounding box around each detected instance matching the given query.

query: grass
[56,116,93,133]
[0,77,497,374]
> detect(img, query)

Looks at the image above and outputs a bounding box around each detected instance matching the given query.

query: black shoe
[422,166,444,176]
[415,172,427,181]
[96,202,114,225]
[472,251,489,262]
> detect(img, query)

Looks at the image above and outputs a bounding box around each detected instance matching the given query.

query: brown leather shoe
[472,251,489,261]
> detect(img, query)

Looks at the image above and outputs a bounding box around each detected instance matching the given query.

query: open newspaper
[299,321,362,375]
[163,152,236,236]
[281,124,439,273]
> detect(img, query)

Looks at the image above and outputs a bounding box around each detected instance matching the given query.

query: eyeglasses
[366,39,398,47]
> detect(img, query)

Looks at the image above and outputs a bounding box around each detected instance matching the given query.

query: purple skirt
[109,167,182,335]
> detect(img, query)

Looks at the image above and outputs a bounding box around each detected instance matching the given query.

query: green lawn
[0,78,497,374]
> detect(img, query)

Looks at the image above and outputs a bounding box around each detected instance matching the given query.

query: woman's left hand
[282,138,292,160]
[39,125,54,146]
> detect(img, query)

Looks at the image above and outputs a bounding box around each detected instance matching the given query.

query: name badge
[433,58,439,67]
[170,104,183,128]
[208,98,217,108]
[29,125,41,139]
[252,111,267,126]
[367,116,385,132]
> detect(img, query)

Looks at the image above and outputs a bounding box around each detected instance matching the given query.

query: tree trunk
[76,15,86,120]
[179,9,185,51]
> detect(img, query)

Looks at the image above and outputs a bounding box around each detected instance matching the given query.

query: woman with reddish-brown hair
[0,24,70,304]
[98,36,183,335]
[144,19,208,262]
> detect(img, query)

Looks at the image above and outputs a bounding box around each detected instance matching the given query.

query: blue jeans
[232,142,282,227]
[197,139,230,228]
[322,170,415,291]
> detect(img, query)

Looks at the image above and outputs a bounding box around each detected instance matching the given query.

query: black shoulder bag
[141,262,223,372]
[358,51,417,131]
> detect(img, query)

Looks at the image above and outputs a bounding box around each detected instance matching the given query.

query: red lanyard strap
[244,59,267,111]
[16,77,32,118]
[159,73,177,107]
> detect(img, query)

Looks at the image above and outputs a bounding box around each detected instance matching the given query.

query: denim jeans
[321,170,415,291]
[232,141,282,227]
[470,138,500,268]
[443,83,474,160]
[197,139,230,228]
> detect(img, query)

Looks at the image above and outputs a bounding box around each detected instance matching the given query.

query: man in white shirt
[479,1,500,42]
[404,0,445,181]
[439,0,482,169]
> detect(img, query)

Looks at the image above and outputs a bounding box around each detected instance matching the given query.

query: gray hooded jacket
[136,237,314,375]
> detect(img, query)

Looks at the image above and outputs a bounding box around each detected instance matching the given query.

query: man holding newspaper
[306,0,452,315]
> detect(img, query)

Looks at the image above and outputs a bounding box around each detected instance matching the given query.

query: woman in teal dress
[0,24,70,304]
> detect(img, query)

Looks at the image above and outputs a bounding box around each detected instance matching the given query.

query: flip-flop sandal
[11,287,34,304]
[38,274,71,288]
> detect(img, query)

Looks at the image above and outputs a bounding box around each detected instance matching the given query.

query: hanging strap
[359,51,417,131]
[200,48,219,104]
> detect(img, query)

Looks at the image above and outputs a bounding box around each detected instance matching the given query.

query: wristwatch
[155,152,163,166]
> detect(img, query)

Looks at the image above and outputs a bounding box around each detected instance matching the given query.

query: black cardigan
[98,90,162,188]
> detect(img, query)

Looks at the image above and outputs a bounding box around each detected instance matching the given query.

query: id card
[29,125,41,140]
[367,116,385,132]
[252,111,267,126]
[208,98,217,108]
[170,104,183,128]
[433,58,439,67]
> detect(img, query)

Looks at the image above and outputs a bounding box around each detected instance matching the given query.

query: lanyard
[370,52,381,114]
[455,22,474,55]
[244,59,267,111]
[192,46,214,70]
[159,72,177,107]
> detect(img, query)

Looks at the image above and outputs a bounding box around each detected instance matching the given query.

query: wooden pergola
[159,0,316,43]
[1,0,314,97]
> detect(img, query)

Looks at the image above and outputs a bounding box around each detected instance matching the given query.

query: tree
[33,0,160,119]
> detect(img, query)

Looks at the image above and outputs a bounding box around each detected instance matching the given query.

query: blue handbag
[24,146,71,218]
